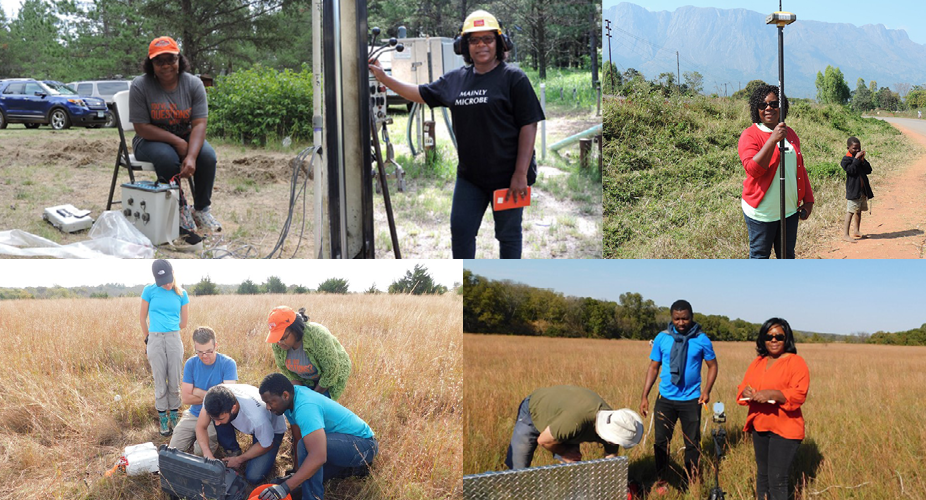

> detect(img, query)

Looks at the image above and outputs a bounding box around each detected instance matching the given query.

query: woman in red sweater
[737,318,810,500]
[737,85,814,259]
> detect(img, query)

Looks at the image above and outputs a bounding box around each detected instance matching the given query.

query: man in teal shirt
[258,373,377,500]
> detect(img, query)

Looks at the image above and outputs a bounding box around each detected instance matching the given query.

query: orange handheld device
[492,187,531,211]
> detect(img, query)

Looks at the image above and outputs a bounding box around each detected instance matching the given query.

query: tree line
[601,61,926,113]
[0,0,599,82]
[462,270,926,345]
[811,65,923,112]
[602,64,704,97]
[0,265,451,300]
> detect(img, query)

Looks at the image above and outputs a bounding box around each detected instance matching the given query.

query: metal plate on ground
[460,457,629,500]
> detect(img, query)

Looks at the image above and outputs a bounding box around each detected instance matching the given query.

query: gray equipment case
[158,444,247,500]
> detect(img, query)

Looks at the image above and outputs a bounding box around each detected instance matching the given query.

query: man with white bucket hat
[505,385,643,469]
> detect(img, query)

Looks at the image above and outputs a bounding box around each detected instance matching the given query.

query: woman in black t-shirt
[369,10,545,258]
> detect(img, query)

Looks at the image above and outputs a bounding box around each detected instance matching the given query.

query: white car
[67,80,133,127]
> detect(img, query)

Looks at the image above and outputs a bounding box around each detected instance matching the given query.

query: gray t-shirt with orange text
[129,72,207,150]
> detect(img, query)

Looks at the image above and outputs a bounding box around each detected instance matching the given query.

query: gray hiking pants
[146,331,183,412]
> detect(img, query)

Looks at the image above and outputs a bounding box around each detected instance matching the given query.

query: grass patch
[522,67,599,112]
[603,91,923,258]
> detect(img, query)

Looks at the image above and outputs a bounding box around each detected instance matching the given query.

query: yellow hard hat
[461,10,501,35]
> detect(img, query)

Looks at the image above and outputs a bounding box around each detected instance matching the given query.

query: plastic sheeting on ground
[0,211,155,258]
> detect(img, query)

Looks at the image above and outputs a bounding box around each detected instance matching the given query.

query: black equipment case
[158,444,247,500]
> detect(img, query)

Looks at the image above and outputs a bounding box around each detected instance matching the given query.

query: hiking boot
[224,449,242,458]
[168,409,180,429]
[193,207,222,233]
[158,412,172,436]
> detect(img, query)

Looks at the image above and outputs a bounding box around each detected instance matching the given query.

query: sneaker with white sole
[164,229,203,253]
[193,208,222,233]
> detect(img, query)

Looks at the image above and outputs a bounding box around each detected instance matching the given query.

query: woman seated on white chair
[129,36,221,234]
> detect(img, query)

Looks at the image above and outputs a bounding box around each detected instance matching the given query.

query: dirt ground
[817,118,926,259]
[0,109,601,259]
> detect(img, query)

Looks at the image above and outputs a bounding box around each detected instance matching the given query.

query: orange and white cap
[148,36,180,59]
[266,306,297,343]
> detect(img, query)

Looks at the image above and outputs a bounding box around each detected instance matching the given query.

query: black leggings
[752,430,801,500]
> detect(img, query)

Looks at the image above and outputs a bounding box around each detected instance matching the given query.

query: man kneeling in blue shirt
[257,373,378,500]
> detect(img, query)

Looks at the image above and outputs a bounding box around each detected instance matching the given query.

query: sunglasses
[152,55,179,66]
[766,334,786,342]
[468,35,496,46]
[758,101,780,110]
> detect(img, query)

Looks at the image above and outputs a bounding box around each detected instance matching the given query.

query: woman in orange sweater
[737,318,810,500]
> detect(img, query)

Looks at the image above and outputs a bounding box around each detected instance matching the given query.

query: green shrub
[208,64,314,145]
[805,161,844,178]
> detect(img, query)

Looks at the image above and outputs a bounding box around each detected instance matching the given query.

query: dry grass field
[0,293,462,500]
[464,334,926,499]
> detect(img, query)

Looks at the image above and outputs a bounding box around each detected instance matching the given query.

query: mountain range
[603,2,926,98]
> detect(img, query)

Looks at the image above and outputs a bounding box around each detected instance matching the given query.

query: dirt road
[822,117,926,259]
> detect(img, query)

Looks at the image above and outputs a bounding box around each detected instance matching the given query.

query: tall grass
[522,67,599,111]
[464,334,926,499]
[0,294,462,500]
[603,92,924,258]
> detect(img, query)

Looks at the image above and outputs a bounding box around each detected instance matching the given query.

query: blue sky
[0,260,461,292]
[465,260,926,335]
[603,1,926,46]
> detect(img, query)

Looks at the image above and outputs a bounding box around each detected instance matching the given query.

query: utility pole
[590,7,598,87]
[676,51,680,93]
[605,19,615,93]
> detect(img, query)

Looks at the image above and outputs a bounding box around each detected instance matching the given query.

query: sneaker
[165,229,203,253]
[158,412,172,436]
[653,480,669,496]
[168,409,180,429]
[193,207,222,233]
[224,449,242,458]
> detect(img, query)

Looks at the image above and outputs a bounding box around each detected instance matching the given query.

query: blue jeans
[450,176,523,259]
[505,397,539,469]
[296,433,378,500]
[215,425,284,485]
[134,138,217,211]
[743,212,800,259]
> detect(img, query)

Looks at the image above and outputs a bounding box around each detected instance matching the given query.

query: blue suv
[0,79,109,130]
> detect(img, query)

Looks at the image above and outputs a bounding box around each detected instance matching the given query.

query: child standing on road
[840,137,875,241]
[140,260,189,436]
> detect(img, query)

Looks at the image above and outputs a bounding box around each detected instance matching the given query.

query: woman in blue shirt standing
[140,259,189,436]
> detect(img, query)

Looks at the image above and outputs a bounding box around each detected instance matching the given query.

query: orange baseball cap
[266,306,297,343]
[149,36,180,59]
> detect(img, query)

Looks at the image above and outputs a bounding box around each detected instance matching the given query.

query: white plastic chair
[106,90,156,209]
